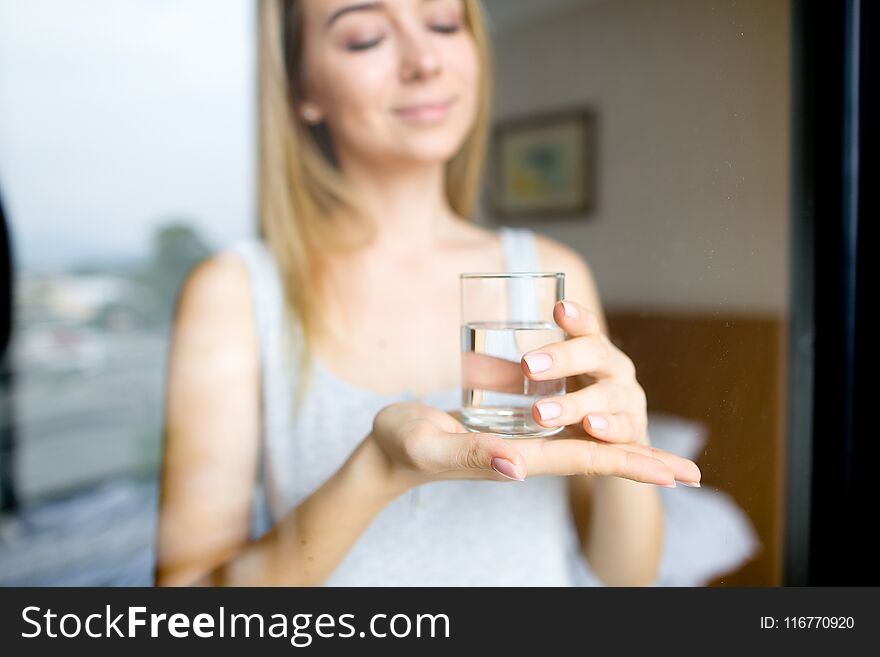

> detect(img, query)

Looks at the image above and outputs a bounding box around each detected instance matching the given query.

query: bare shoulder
[167,247,259,400]
[175,249,252,321]
[157,249,260,585]
[532,233,591,275]
[164,248,260,447]
[531,232,603,320]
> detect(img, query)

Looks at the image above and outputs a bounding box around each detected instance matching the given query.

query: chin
[388,126,473,165]
[398,145,464,165]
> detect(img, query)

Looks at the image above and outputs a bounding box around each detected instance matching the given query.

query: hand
[367,402,529,492]
[368,399,700,493]
[518,298,701,486]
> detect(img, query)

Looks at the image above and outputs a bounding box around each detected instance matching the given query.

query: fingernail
[587,414,608,430]
[536,401,562,421]
[524,352,552,374]
[662,481,677,488]
[491,457,524,481]
[676,480,701,488]
[561,300,579,319]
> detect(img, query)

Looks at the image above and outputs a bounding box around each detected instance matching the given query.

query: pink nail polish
[676,480,701,488]
[491,457,524,481]
[587,414,608,430]
[524,352,552,374]
[561,300,579,319]
[536,401,562,421]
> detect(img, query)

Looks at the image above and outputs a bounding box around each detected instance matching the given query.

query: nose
[398,26,441,83]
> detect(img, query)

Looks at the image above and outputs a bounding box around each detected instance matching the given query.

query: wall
[482,0,791,314]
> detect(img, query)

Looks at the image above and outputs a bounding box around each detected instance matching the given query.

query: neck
[336,150,461,256]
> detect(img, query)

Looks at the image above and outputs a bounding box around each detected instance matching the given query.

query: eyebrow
[324,2,382,30]
[324,0,443,31]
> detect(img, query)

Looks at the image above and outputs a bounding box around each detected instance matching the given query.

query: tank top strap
[227,238,285,361]
[496,226,546,325]
[498,225,542,273]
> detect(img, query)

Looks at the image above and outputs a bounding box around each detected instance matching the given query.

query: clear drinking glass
[460,272,566,438]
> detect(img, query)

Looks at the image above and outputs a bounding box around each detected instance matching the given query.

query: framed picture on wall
[488,108,596,220]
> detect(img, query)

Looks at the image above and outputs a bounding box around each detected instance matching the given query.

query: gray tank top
[229,225,588,585]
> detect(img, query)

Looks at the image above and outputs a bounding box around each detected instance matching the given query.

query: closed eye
[346,35,386,52]
[430,23,461,34]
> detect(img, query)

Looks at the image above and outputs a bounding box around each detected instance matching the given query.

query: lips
[392,96,458,123]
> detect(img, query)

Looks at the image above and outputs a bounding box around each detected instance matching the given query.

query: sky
[0,0,256,271]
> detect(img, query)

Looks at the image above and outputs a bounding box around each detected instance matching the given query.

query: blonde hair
[257,0,493,412]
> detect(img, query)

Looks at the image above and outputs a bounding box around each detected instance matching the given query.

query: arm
[154,253,406,586]
[534,236,664,586]
[185,434,405,586]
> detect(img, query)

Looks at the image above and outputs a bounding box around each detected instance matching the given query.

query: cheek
[316,52,396,124]
[444,38,481,125]
[338,64,389,109]
[448,36,480,94]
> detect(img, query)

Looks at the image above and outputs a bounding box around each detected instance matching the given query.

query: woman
[154,0,701,587]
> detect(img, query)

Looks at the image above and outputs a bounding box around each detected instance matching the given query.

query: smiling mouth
[391,96,458,123]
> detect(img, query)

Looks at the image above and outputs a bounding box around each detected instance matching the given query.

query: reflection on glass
[0,0,253,585]
[0,0,790,586]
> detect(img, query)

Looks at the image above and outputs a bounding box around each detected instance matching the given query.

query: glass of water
[460,272,566,438]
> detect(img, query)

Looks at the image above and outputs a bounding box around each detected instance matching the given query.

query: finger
[554,299,602,338]
[413,427,529,482]
[579,412,643,443]
[550,424,701,483]
[522,333,636,382]
[608,441,702,484]
[532,380,640,440]
[514,437,675,486]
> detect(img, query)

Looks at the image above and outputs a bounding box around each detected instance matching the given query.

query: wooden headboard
[605,307,788,586]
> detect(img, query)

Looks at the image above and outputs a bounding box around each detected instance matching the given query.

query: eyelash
[430,23,461,35]
[347,37,384,52]
[346,23,462,52]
